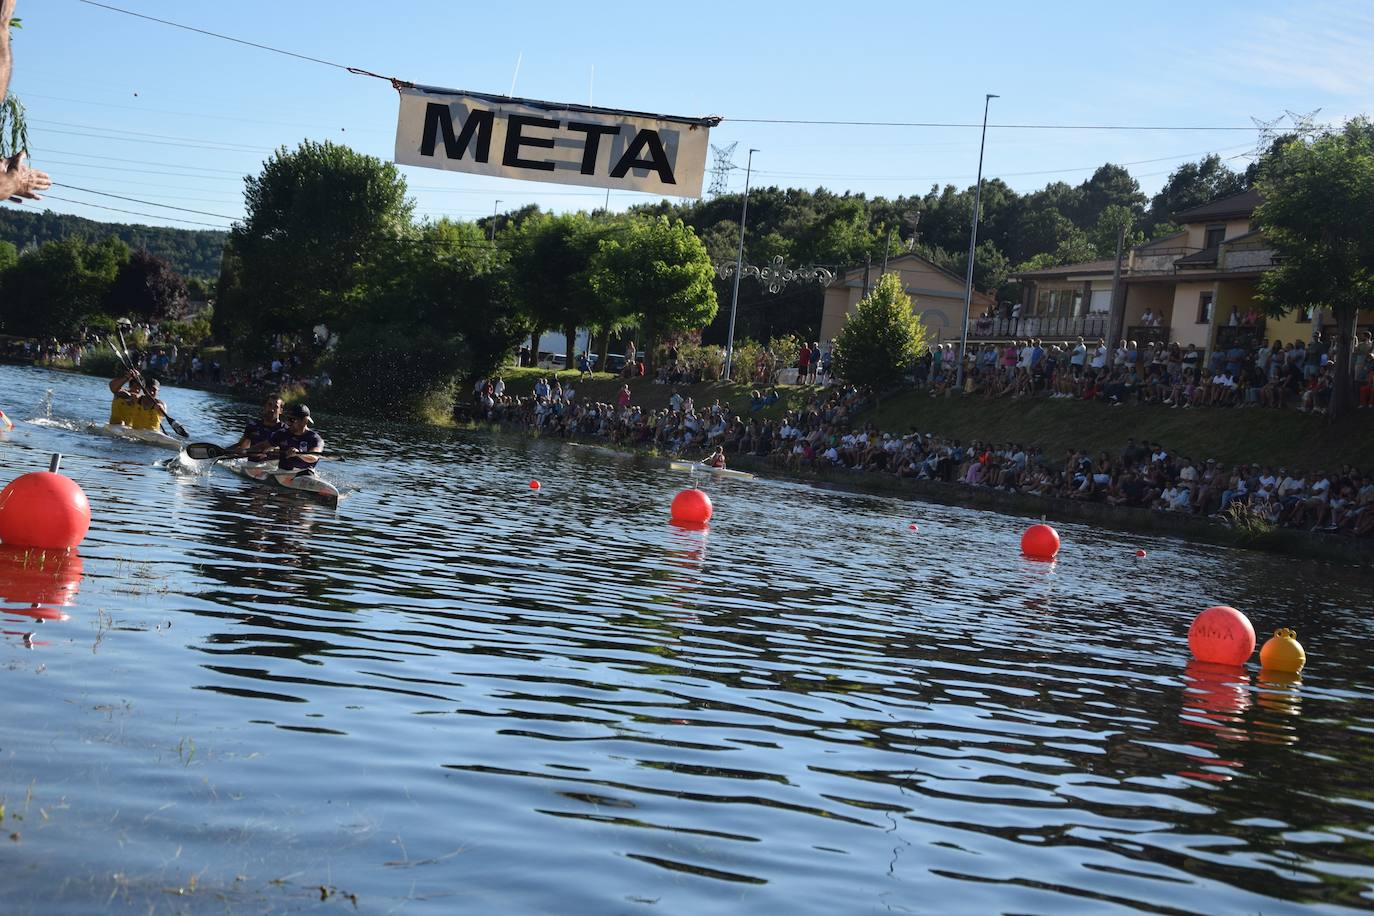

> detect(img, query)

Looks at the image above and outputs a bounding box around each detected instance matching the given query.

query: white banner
[394,86,714,198]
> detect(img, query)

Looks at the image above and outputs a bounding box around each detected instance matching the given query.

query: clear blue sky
[9,0,1372,233]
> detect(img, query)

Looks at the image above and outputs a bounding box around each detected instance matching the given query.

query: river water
[0,364,1371,914]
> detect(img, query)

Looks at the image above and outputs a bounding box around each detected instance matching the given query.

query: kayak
[92,423,183,450]
[669,460,756,481]
[220,457,341,506]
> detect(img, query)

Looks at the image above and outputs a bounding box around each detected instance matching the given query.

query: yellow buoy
[1259,628,1306,674]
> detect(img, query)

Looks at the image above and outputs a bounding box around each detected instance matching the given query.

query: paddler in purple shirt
[271,403,324,474]
[228,395,286,460]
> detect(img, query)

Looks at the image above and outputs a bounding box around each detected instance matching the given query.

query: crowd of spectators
[15,320,332,396]
[469,358,1373,537]
[914,330,1374,413]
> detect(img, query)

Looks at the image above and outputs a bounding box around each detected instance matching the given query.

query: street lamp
[723,148,758,382]
[490,200,502,241]
[956,94,998,391]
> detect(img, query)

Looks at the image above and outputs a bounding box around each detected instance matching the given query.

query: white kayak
[669,460,756,481]
[92,423,184,450]
[220,458,341,506]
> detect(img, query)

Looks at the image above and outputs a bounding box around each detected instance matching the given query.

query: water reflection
[0,547,83,649]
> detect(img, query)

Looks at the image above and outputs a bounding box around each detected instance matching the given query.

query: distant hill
[0,208,227,280]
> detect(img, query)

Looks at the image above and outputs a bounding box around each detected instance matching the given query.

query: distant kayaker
[272,404,324,474]
[228,395,285,460]
[704,446,727,469]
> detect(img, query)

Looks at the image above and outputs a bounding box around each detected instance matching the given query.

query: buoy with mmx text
[1188,605,1256,667]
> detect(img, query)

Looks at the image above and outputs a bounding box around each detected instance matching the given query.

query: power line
[71,1,1294,136]
[736,142,1254,183]
[53,183,241,220]
[31,158,246,182]
[35,148,249,174]
[22,92,382,134]
[74,0,359,73]
[40,194,231,228]
[29,118,270,152]
[32,125,269,154]
[725,118,1276,131]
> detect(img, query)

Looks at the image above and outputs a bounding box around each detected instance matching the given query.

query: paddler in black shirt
[228,395,286,460]
[272,404,324,474]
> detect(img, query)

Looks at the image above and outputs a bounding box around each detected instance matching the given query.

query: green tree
[831,272,928,392]
[589,216,717,371]
[0,209,226,278]
[0,238,15,273]
[186,276,213,300]
[336,219,521,416]
[504,211,600,367]
[1255,119,1374,418]
[1090,204,1145,260]
[0,236,127,337]
[222,140,412,347]
[103,249,188,321]
[1072,164,1146,228]
[1149,154,1248,231]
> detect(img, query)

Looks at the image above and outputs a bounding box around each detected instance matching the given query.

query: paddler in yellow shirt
[107,370,169,431]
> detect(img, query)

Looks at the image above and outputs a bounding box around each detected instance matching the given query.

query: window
[1298,306,1313,324]
[1197,292,1214,324]
[1204,225,1226,249]
[1036,288,1080,318]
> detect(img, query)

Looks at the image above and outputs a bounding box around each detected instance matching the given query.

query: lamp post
[490,200,502,241]
[956,94,998,391]
[722,148,758,382]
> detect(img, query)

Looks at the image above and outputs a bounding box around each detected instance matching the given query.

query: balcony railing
[1127,325,1170,347]
[970,314,1108,340]
[1214,321,1267,350]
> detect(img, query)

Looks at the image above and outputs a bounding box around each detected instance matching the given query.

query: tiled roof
[1010,259,1117,279]
[1176,247,1219,266]
[1173,188,1264,222]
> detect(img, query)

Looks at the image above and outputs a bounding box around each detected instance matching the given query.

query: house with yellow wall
[1013,188,1371,354]
[819,252,994,346]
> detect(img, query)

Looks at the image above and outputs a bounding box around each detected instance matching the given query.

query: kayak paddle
[183,442,338,463]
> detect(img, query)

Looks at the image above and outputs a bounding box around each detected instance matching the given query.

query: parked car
[536,351,567,369]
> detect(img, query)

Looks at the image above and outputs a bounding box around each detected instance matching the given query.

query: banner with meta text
[394,86,712,198]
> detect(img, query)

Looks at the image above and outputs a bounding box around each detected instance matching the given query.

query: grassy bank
[494,368,1372,471]
[864,391,1374,471]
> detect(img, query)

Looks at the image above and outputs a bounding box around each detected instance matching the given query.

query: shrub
[832,273,928,391]
[79,344,124,378]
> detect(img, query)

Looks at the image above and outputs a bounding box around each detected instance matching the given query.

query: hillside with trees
[0,208,225,279]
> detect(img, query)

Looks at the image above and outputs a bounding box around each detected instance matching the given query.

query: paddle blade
[169,419,189,438]
[183,442,228,460]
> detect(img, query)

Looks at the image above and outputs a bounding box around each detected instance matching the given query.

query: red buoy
[670,488,712,525]
[529,479,541,490]
[908,523,919,532]
[1021,523,1060,561]
[1136,549,1147,558]
[0,472,90,549]
[1188,605,1256,667]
